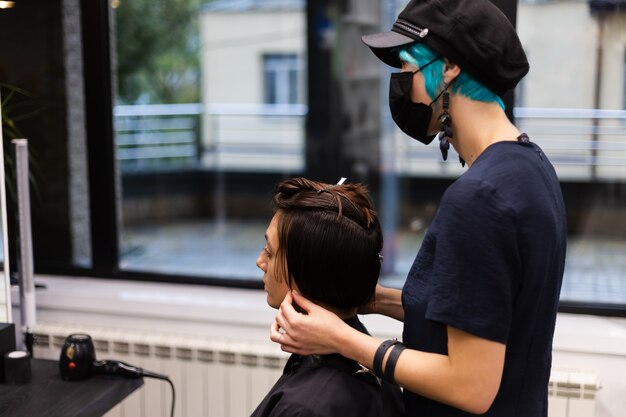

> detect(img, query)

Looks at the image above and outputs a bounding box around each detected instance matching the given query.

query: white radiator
[32,322,600,417]
[32,322,288,417]
[548,369,600,417]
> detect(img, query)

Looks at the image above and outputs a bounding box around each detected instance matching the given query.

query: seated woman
[251,177,402,417]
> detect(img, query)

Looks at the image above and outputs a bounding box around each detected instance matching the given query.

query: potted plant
[0,82,43,199]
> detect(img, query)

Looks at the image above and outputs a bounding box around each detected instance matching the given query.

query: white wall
[199,10,305,104]
[518,1,626,110]
[517,0,597,108]
[13,275,626,417]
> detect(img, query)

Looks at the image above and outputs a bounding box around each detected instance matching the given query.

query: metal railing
[114,103,306,173]
[114,104,203,172]
[202,103,306,173]
[114,104,626,180]
[515,107,626,180]
[390,107,626,180]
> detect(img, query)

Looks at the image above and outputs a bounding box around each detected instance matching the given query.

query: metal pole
[12,139,36,338]
[591,15,605,180]
[0,91,12,323]
[380,0,398,276]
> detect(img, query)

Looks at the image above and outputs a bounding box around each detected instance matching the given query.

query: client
[251,177,401,417]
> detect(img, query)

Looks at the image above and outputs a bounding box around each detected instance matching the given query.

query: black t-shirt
[402,139,566,416]
[251,316,404,417]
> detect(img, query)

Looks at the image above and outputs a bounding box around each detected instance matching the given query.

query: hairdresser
[271,0,566,416]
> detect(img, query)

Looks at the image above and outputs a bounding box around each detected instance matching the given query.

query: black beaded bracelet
[383,343,406,383]
[373,339,399,379]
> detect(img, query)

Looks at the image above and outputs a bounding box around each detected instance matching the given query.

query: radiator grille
[32,322,600,417]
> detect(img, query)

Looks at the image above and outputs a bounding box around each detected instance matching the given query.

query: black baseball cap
[362,0,529,97]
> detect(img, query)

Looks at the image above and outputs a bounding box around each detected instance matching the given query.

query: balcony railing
[114,103,306,174]
[115,103,203,172]
[114,104,626,181]
[390,107,626,180]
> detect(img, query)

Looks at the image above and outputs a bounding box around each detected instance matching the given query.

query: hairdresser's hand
[271,291,348,356]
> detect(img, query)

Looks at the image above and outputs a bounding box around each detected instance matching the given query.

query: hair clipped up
[273,177,378,232]
[272,177,383,310]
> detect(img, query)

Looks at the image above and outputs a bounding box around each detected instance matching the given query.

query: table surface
[0,358,143,417]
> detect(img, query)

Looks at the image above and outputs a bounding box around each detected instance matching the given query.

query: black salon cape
[250,316,403,417]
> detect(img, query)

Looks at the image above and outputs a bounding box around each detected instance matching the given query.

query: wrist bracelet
[383,343,406,383]
[373,339,399,378]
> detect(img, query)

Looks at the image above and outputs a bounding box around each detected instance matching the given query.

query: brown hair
[272,177,383,309]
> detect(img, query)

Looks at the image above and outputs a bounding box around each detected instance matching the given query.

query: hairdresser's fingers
[274,308,289,334]
[290,290,318,314]
[278,291,302,326]
[270,320,305,354]
[270,319,290,343]
[273,294,299,343]
[270,320,283,343]
[276,292,295,328]
[282,290,294,309]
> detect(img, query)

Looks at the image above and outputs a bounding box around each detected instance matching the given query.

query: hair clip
[378,253,384,263]
[317,177,348,194]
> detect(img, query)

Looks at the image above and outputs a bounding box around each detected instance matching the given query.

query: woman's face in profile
[256,213,291,309]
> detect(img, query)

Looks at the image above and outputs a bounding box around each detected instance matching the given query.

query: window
[263,54,303,105]
[0,0,623,316]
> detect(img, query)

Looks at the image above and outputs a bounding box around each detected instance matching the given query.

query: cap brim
[361,30,416,68]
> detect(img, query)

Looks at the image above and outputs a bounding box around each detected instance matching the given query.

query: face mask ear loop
[407,56,442,80]
[414,56,441,75]
[428,78,453,108]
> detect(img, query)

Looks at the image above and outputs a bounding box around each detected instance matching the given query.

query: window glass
[516,0,626,304]
[376,0,626,307]
[115,0,306,281]
[113,0,626,307]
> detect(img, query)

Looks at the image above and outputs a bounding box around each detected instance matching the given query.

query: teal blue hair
[398,43,504,110]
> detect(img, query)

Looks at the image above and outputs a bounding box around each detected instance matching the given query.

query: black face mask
[388,57,442,144]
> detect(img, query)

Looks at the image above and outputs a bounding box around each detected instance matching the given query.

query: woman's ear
[442,58,461,84]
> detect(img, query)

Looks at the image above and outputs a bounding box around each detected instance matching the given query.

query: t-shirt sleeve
[425,179,520,344]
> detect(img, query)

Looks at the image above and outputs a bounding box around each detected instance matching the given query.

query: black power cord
[93,360,176,417]
[146,373,175,417]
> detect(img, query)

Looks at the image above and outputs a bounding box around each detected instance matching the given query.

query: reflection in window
[516,0,626,304]
[115,0,306,280]
[112,0,626,308]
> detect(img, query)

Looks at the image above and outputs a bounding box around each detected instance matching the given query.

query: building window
[263,54,302,105]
